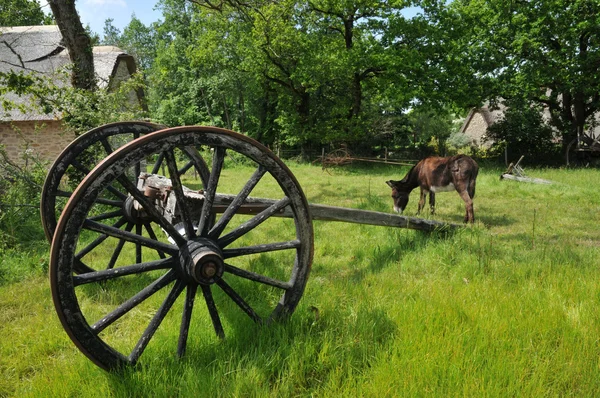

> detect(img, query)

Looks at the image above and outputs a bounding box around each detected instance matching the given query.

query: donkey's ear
[386,180,396,188]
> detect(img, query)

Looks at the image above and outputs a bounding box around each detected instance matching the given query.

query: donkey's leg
[418,189,427,215]
[458,189,474,223]
[429,192,436,214]
[468,175,477,199]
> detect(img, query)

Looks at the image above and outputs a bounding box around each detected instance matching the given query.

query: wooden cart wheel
[41,121,165,242]
[50,126,314,370]
[41,121,210,274]
[566,138,579,167]
[565,137,593,167]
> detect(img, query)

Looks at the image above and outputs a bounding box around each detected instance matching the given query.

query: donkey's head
[386,180,411,214]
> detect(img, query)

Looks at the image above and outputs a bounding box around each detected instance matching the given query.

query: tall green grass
[1,162,600,397]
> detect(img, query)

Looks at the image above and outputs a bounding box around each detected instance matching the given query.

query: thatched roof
[0,25,138,122]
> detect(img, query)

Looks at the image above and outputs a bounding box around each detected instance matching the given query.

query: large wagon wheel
[50,126,314,370]
[41,121,210,273]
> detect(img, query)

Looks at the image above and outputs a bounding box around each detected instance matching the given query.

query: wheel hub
[122,196,154,223]
[180,238,224,285]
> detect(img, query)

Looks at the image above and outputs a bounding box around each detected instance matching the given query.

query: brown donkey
[386,155,479,223]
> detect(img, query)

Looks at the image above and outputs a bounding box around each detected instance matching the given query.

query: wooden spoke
[217,197,291,248]
[56,191,122,207]
[106,221,134,269]
[74,258,97,274]
[75,217,128,260]
[201,284,225,339]
[216,279,262,323]
[129,278,186,365]
[83,219,179,256]
[177,283,198,357]
[99,138,114,155]
[135,223,142,264]
[182,146,210,188]
[198,147,225,236]
[223,263,292,290]
[177,159,194,175]
[73,258,175,286]
[208,165,267,239]
[144,223,167,259]
[222,240,301,259]
[151,152,165,174]
[94,197,124,207]
[91,270,177,334]
[165,149,196,239]
[88,210,123,222]
[72,158,127,201]
[55,190,72,198]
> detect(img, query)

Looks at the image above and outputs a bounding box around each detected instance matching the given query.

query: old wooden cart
[566,130,600,166]
[43,122,457,371]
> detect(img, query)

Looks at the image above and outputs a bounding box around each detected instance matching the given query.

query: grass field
[1,161,600,397]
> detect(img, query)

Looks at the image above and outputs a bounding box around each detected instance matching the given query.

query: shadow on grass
[104,303,397,395]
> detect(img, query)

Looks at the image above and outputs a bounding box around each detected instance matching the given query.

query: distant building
[460,100,600,150]
[0,25,143,166]
[458,103,507,148]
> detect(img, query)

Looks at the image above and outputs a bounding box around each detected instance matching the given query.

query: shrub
[0,144,47,250]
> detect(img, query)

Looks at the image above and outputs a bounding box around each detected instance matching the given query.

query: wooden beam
[500,174,552,184]
[213,195,460,232]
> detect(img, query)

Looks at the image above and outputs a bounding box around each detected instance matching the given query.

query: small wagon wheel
[41,121,210,273]
[50,126,314,370]
[41,121,164,242]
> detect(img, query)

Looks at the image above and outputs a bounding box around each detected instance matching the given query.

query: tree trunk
[349,72,362,118]
[47,0,96,90]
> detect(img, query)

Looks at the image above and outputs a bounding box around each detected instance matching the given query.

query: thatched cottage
[0,25,142,166]
[458,103,507,148]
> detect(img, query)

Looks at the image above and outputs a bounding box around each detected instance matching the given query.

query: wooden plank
[213,195,460,232]
[500,174,552,185]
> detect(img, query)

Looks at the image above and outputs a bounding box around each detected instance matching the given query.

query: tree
[441,0,600,153]
[102,16,157,71]
[486,98,558,164]
[47,0,96,90]
[120,16,158,71]
[101,18,121,46]
[0,0,53,26]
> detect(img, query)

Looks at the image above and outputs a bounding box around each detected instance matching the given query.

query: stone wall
[0,120,76,167]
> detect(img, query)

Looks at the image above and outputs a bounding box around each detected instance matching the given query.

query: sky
[41,0,162,36]
[40,1,420,38]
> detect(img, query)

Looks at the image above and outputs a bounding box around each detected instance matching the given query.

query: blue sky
[42,0,162,36]
[40,1,420,38]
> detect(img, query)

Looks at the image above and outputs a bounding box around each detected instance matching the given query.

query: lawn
[1,161,599,397]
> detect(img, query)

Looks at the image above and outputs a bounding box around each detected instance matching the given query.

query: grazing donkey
[386,155,479,223]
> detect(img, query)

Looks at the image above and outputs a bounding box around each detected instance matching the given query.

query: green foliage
[0,0,53,26]
[443,0,600,147]
[102,16,158,71]
[147,0,425,149]
[101,18,121,46]
[486,99,560,164]
[0,141,47,252]
[446,131,472,152]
